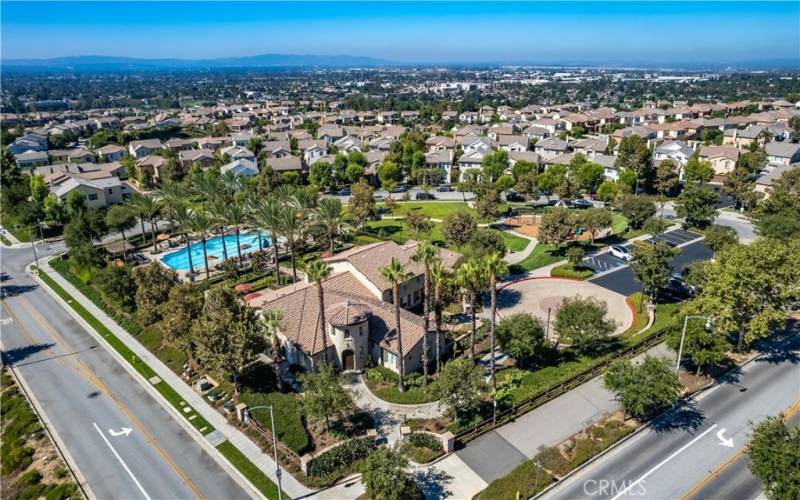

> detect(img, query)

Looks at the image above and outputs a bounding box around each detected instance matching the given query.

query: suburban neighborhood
[1,2,799,500]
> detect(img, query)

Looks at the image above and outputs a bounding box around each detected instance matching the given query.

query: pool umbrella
[156,233,170,241]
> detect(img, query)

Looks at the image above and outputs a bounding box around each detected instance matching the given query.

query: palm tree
[126,192,150,247]
[207,198,230,262]
[225,201,248,265]
[158,179,185,220]
[191,209,215,280]
[171,203,196,276]
[411,241,438,387]
[483,252,508,391]
[306,259,332,367]
[192,175,223,210]
[128,192,163,251]
[429,260,448,374]
[456,257,486,359]
[251,197,284,285]
[313,197,347,253]
[380,258,412,392]
[260,309,285,391]
[278,205,303,282]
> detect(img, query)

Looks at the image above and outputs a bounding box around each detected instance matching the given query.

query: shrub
[535,446,571,477]
[366,365,399,384]
[18,469,43,487]
[478,459,554,500]
[239,392,309,454]
[568,437,601,469]
[408,432,442,452]
[306,437,375,478]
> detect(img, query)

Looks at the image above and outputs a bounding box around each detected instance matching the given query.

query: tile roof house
[220,158,259,177]
[698,145,740,177]
[765,141,800,169]
[248,240,459,373]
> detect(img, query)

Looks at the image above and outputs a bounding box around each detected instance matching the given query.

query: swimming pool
[160,232,271,271]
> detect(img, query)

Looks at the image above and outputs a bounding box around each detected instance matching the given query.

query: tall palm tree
[260,309,285,391]
[456,257,486,359]
[158,179,185,220]
[306,259,332,367]
[312,197,347,253]
[225,201,248,265]
[171,203,196,276]
[192,175,223,210]
[278,205,303,282]
[411,241,438,387]
[429,260,448,374]
[191,209,215,280]
[126,192,150,247]
[251,197,284,285]
[207,198,230,262]
[483,252,508,391]
[220,170,244,198]
[380,258,412,392]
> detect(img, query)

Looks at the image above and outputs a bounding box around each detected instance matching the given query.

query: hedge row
[306,437,375,479]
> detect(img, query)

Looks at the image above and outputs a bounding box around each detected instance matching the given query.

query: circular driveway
[495,278,634,342]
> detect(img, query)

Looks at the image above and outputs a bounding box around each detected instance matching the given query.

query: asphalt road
[588,238,712,297]
[541,332,800,500]
[685,408,800,500]
[1,243,249,500]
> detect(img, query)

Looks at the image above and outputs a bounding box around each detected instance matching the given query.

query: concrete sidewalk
[37,256,314,499]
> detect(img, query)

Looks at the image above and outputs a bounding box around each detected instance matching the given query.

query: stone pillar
[441,431,455,453]
[236,403,248,422]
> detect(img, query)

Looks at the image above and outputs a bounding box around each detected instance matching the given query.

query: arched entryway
[342,349,355,370]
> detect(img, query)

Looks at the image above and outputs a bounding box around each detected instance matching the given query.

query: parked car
[437,185,454,192]
[415,192,436,200]
[572,198,593,209]
[505,190,525,202]
[337,187,352,196]
[609,245,633,261]
[665,275,696,299]
[392,184,409,193]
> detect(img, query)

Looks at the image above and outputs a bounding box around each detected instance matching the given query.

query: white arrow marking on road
[716,428,734,447]
[92,422,152,500]
[109,427,133,437]
[611,424,718,500]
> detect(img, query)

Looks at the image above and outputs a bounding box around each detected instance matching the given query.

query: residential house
[51,174,129,209]
[534,138,569,160]
[9,133,48,155]
[15,150,50,169]
[220,145,256,163]
[96,144,126,162]
[220,159,259,177]
[128,139,162,159]
[266,155,303,173]
[179,149,216,169]
[654,141,694,178]
[496,135,529,153]
[765,141,800,169]
[698,145,740,178]
[247,241,458,373]
[425,150,455,184]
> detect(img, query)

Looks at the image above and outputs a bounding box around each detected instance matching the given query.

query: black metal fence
[455,328,670,445]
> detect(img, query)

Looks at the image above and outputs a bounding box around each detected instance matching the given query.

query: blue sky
[2,1,798,66]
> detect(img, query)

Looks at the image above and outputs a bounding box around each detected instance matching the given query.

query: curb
[30,258,265,500]
[531,342,772,500]
[4,364,96,500]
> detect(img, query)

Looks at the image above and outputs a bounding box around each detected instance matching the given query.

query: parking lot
[582,228,702,276]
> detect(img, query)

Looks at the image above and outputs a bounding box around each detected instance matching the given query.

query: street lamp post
[28,226,40,271]
[675,315,713,374]
[246,405,283,500]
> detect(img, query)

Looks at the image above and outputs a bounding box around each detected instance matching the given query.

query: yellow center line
[8,296,205,499]
[680,399,800,500]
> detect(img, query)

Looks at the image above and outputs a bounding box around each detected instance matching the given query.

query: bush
[306,437,375,478]
[568,437,601,469]
[478,459,554,500]
[550,263,593,279]
[408,432,442,451]
[366,365,399,384]
[535,446,571,477]
[239,392,309,454]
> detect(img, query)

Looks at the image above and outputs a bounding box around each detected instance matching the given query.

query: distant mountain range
[1,53,392,71]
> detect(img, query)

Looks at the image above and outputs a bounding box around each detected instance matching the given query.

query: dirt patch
[503,216,595,242]
[680,371,714,394]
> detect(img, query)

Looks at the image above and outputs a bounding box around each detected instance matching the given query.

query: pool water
[160,232,271,271]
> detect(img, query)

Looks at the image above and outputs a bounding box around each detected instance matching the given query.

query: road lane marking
[10,296,203,499]
[610,424,718,500]
[681,400,800,500]
[109,427,133,437]
[92,422,152,500]
[716,428,734,447]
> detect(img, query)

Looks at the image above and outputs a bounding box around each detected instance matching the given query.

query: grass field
[216,441,284,499]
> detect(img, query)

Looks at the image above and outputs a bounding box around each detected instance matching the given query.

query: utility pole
[28,226,40,271]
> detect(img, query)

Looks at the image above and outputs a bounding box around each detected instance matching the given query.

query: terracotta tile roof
[252,271,427,356]
[323,240,460,292]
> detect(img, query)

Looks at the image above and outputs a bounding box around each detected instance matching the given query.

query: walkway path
[344,374,442,445]
[500,230,537,265]
[37,256,315,499]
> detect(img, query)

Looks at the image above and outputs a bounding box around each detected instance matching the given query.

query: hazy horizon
[2,1,798,68]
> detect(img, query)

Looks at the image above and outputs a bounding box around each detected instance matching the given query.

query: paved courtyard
[494,278,633,342]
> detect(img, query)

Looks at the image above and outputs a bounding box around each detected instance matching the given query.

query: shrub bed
[306,437,375,481]
[550,264,593,279]
[239,392,310,454]
[402,432,444,464]
[364,367,440,404]
[477,458,555,500]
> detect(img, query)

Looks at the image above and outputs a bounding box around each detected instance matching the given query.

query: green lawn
[216,441,284,500]
[611,213,629,234]
[509,243,563,273]
[379,201,473,219]
[363,219,528,254]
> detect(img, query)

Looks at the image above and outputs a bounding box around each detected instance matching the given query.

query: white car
[609,245,633,261]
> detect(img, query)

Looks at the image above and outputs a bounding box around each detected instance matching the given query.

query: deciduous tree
[496,313,547,368]
[747,415,800,500]
[604,356,682,420]
[434,359,487,423]
[554,296,616,353]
